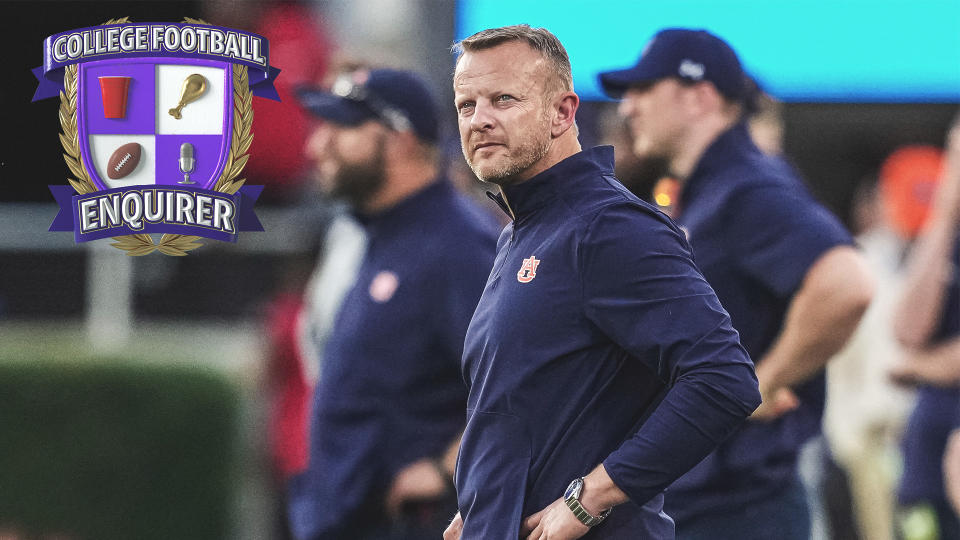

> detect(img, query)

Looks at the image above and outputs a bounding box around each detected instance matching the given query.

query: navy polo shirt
[664,123,854,520]
[899,240,960,506]
[290,180,498,538]
[456,146,761,539]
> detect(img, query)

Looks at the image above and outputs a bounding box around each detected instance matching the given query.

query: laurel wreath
[57,16,254,256]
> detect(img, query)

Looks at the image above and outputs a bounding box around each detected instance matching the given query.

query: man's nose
[469,102,495,132]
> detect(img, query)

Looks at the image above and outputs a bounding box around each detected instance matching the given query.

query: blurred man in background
[287,68,498,540]
[823,144,944,540]
[601,28,874,539]
[890,115,960,540]
[446,24,760,540]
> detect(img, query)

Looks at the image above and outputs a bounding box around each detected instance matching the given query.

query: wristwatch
[563,477,611,527]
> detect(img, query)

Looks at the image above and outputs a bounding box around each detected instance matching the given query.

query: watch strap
[564,490,611,527]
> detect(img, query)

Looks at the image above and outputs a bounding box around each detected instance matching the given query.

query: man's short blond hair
[452,24,574,94]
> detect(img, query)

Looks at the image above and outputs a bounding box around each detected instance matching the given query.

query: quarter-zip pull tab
[486,191,516,221]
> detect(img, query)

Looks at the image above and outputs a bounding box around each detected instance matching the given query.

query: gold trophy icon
[168,74,207,119]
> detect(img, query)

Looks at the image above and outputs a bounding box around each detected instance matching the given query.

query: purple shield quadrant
[82,61,155,134]
[156,135,224,187]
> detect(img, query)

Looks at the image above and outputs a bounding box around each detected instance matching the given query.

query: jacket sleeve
[579,202,762,506]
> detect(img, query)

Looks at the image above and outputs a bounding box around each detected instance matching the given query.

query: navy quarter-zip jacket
[456,146,762,539]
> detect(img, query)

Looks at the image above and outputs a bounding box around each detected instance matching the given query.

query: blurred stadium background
[1,1,957,539]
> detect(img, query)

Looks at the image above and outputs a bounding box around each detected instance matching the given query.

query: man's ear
[551,91,579,138]
[688,81,723,117]
[385,128,417,161]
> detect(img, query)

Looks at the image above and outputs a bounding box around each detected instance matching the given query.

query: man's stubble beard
[464,114,552,187]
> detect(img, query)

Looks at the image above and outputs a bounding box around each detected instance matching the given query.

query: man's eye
[458,101,475,113]
[496,95,514,102]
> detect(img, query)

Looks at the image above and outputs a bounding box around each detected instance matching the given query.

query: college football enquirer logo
[33,17,279,255]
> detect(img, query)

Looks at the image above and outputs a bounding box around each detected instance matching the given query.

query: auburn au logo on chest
[517,255,540,283]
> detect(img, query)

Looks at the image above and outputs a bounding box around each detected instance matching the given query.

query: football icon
[107,142,142,179]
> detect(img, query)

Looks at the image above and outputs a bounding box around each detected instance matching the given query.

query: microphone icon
[178,143,196,184]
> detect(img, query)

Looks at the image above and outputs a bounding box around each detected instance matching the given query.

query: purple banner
[49,184,263,243]
[34,22,280,101]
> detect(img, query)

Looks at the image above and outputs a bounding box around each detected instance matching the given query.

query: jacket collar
[488,146,615,221]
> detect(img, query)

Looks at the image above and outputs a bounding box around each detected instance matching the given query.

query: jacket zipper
[486,189,517,279]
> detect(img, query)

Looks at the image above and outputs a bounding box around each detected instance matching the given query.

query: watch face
[564,478,582,501]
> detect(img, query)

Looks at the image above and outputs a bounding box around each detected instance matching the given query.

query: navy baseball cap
[297,68,439,143]
[599,28,748,101]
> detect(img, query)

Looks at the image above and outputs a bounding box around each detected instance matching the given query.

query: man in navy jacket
[289,69,498,540]
[600,28,874,539]
[445,25,762,540]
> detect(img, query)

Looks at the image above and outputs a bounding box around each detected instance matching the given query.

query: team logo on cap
[517,255,540,283]
[678,59,705,80]
[34,16,279,255]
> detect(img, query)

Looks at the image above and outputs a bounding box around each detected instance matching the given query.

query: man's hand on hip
[443,511,463,540]
[521,498,590,540]
[750,384,800,421]
[384,458,448,516]
[521,465,622,539]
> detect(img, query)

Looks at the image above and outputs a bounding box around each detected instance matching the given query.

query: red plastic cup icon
[98,76,131,119]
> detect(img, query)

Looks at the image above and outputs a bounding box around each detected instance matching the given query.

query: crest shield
[36,17,277,255]
[77,58,233,191]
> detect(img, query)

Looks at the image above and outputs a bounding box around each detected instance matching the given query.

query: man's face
[618,79,690,162]
[453,41,554,186]
[305,119,387,209]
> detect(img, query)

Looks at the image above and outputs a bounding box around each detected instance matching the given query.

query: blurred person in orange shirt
[890,114,960,540]
[823,144,944,540]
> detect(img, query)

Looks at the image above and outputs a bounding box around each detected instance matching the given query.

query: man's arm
[751,245,874,420]
[522,323,759,538]
[521,205,760,539]
[889,338,960,387]
[385,432,462,515]
[894,116,960,347]
[585,208,762,505]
